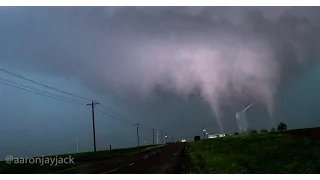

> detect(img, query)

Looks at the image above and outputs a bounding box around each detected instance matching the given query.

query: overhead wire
[0,67,170,135]
[95,107,137,126]
[0,77,87,104]
[97,105,163,132]
[0,81,85,106]
[0,67,95,102]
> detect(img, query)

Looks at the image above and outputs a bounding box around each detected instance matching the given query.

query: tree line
[233,122,287,135]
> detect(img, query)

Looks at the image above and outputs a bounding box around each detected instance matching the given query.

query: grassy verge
[0,144,160,174]
[184,133,320,173]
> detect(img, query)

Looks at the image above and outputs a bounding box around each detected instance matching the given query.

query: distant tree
[270,127,276,132]
[260,128,268,133]
[194,136,201,141]
[233,132,239,135]
[277,122,287,131]
[249,129,257,134]
[225,133,231,137]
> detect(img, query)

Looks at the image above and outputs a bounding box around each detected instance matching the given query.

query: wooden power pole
[87,101,99,152]
[135,123,140,146]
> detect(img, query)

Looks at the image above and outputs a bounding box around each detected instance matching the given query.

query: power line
[99,105,153,130]
[96,107,156,131]
[98,103,123,117]
[0,68,178,147]
[95,107,137,125]
[96,107,170,147]
[0,68,174,139]
[0,77,87,104]
[0,68,134,121]
[0,68,154,126]
[1,79,175,145]
[98,104,155,130]
[0,81,85,106]
[0,68,156,128]
[0,67,94,102]
[98,103,142,125]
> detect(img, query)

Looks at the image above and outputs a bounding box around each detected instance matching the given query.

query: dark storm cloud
[1,7,320,132]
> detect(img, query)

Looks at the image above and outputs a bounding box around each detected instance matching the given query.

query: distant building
[208,135,216,139]
[208,134,227,138]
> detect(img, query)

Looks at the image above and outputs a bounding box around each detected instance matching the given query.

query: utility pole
[135,123,140,146]
[156,130,159,144]
[87,101,99,152]
[156,129,159,144]
[76,137,79,153]
[152,129,155,145]
[160,131,163,144]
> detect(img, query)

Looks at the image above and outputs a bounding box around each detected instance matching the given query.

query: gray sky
[1,7,320,158]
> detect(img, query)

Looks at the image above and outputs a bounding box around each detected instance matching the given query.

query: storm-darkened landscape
[1,6,320,174]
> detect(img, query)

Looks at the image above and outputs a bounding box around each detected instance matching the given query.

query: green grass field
[184,133,320,173]
[0,144,159,174]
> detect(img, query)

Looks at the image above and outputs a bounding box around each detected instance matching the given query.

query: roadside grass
[0,144,160,174]
[184,133,320,173]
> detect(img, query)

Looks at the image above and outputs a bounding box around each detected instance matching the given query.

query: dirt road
[79,143,186,174]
